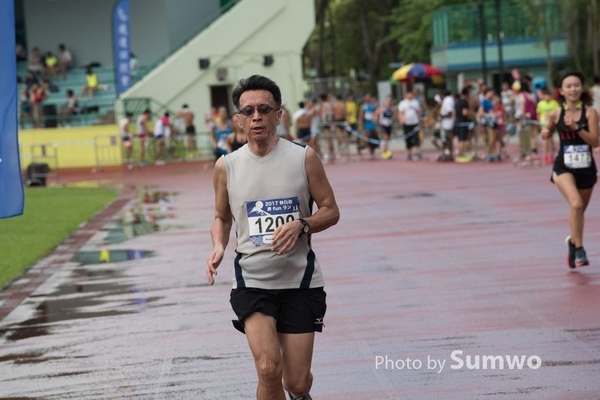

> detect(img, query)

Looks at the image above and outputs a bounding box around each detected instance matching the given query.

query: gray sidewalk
[1,152,599,399]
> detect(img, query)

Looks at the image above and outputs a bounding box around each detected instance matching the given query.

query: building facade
[430,1,566,91]
[19,0,228,67]
[119,0,314,124]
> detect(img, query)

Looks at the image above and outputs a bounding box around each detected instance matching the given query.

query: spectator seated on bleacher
[58,43,73,80]
[23,70,38,94]
[16,41,26,62]
[130,52,139,78]
[30,80,50,129]
[28,47,44,79]
[59,89,80,127]
[20,71,38,123]
[44,51,59,81]
[79,67,108,101]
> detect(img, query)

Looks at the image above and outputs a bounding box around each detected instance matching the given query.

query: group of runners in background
[218,72,599,169]
[209,71,596,272]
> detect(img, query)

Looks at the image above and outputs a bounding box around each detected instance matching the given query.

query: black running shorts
[348,123,358,137]
[551,168,597,189]
[403,124,420,149]
[380,125,392,137]
[230,287,326,334]
[297,128,311,142]
[185,125,196,135]
[456,125,469,142]
[364,129,379,149]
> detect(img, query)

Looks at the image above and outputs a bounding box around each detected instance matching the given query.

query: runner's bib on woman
[564,145,592,169]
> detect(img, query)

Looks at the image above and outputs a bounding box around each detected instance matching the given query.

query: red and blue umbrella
[392,63,444,84]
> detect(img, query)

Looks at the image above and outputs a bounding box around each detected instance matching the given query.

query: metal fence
[93,135,122,172]
[91,131,214,169]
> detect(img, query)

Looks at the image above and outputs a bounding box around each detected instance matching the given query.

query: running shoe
[542,154,553,165]
[287,393,312,400]
[436,153,453,162]
[455,155,473,163]
[565,236,576,269]
[574,247,589,267]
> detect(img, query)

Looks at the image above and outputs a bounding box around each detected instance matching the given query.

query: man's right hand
[206,247,224,285]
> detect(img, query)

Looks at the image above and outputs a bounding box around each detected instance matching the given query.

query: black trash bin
[25,163,50,186]
[42,104,58,128]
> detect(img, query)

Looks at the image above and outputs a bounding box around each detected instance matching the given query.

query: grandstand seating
[17,61,148,129]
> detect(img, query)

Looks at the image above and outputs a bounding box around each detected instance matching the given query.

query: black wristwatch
[298,218,310,237]
[576,122,588,132]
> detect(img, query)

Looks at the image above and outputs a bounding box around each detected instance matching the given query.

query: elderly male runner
[206,75,340,400]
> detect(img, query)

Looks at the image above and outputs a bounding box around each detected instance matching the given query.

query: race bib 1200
[246,197,300,246]
[564,145,591,169]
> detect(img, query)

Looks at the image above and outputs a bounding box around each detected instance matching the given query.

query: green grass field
[0,187,117,290]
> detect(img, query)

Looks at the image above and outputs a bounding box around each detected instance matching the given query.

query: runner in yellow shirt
[345,93,359,144]
[536,88,560,164]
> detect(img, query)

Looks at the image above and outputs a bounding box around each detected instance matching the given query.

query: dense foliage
[303,0,600,90]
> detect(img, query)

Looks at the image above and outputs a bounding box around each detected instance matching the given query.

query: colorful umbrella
[392,63,444,84]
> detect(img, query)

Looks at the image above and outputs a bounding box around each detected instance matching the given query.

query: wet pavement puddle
[0,351,89,365]
[0,186,177,370]
[543,359,600,366]
[102,222,188,245]
[0,266,161,343]
[71,249,154,265]
[101,206,188,245]
[0,397,44,400]
[81,186,188,245]
[390,192,434,199]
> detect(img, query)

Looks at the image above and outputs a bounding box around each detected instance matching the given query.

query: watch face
[301,220,309,234]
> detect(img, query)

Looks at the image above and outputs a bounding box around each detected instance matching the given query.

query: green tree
[303,0,599,92]
[591,0,600,75]
[356,0,398,88]
[303,0,400,90]
[561,0,600,78]
[387,0,442,65]
[517,0,562,87]
[302,0,468,92]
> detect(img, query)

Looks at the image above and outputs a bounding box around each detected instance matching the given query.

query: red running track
[0,149,599,399]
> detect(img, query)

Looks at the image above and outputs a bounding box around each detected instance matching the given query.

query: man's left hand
[271,220,302,255]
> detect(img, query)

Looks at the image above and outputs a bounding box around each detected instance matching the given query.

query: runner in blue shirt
[359,93,379,159]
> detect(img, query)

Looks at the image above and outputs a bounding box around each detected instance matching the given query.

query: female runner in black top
[227,114,248,153]
[541,71,599,268]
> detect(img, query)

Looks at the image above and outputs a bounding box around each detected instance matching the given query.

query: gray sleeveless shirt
[223,139,324,290]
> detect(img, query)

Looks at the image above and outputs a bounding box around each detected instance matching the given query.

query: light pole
[476,0,487,84]
[495,0,504,86]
